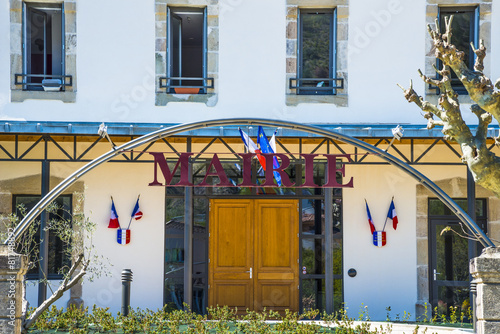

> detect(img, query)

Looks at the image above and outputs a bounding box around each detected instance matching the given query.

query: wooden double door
[209,199,299,313]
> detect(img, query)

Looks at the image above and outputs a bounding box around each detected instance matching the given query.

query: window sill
[285,94,347,107]
[155,93,217,107]
[11,90,76,103]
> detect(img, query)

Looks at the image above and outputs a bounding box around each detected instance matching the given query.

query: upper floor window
[18,3,70,92]
[285,2,347,106]
[437,6,478,94]
[159,7,213,95]
[10,0,76,102]
[295,9,340,95]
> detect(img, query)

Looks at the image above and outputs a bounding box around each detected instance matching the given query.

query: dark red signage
[148,152,354,188]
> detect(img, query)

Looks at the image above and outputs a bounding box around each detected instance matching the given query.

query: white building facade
[1,0,500,321]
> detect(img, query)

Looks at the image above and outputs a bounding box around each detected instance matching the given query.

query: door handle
[245,267,252,279]
[433,269,441,280]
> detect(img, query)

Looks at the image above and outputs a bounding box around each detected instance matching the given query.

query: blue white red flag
[365,201,376,234]
[239,128,258,153]
[257,126,282,186]
[239,128,267,168]
[131,197,143,220]
[387,199,398,230]
[117,228,131,245]
[108,198,120,229]
[373,231,386,247]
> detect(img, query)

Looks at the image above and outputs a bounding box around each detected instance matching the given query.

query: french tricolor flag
[108,198,120,229]
[131,197,143,220]
[117,229,131,245]
[387,199,398,230]
[365,201,376,234]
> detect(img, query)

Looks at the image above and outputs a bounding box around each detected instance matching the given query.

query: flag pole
[127,194,140,229]
[382,196,394,231]
[382,217,389,232]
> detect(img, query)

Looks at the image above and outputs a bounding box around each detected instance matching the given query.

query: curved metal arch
[5,118,494,247]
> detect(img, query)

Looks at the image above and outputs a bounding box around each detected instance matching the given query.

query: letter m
[149,152,193,186]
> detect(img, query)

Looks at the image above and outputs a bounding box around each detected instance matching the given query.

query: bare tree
[399,17,500,197]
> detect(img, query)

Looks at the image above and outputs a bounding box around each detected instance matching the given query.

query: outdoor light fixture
[98,123,116,149]
[385,125,404,152]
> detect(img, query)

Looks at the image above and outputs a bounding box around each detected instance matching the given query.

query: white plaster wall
[343,163,469,320]
[343,164,418,320]
[81,163,165,314]
[0,0,438,125]
[0,0,10,117]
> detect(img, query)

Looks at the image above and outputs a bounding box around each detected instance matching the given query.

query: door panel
[209,200,253,312]
[430,220,475,317]
[209,199,298,313]
[255,200,299,312]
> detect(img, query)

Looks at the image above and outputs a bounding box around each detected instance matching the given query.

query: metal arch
[4,118,494,248]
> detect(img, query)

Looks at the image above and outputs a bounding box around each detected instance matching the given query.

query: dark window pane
[333,198,342,234]
[165,198,185,231]
[299,9,334,95]
[14,195,71,278]
[302,199,323,235]
[25,3,63,91]
[193,277,207,314]
[439,8,475,92]
[168,7,205,91]
[435,224,469,282]
[302,13,331,81]
[302,238,324,275]
[165,238,184,264]
[333,239,342,276]
[301,279,325,312]
[429,198,486,218]
[164,277,184,311]
[440,11,473,68]
[436,285,471,320]
[334,279,343,311]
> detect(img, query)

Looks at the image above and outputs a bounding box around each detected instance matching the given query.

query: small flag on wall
[131,195,143,220]
[373,231,387,247]
[365,200,376,234]
[117,228,131,245]
[108,197,120,229]
[387,198,398,230]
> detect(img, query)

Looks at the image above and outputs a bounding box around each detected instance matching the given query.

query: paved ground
[319,321,474,334]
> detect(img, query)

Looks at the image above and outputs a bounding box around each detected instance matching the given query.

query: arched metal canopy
[4,118,494,247]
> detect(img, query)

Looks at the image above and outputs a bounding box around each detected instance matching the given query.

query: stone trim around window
[0,175,85,307]
[155,0,219,107]
[424,0,492,104]
[415,177,500,319]
[10,0,77,103]
[285,0,348,107]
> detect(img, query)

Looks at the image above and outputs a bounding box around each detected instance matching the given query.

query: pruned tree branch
[472,40,486,73]
[22,254,89,332]
[399,14,500,198]
[428,17,500,122]
[471,104,491,143]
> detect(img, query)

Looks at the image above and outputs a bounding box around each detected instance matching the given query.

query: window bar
[166,7,172,91]
[22,2,27,87]
[202,7,207,94]
[178,15,183,87]
[43,12,47,79]
[332,8,337,95]
[61,2,66,91]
